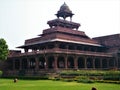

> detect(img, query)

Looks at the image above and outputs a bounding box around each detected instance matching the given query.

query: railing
[8,48,113,58]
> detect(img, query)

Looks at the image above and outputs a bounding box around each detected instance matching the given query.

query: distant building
[3,3,120,76]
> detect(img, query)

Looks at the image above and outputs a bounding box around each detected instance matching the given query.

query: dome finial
[55,2,74,21]
[64,2,66,5]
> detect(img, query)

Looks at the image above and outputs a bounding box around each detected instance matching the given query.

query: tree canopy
[0,38,9,60]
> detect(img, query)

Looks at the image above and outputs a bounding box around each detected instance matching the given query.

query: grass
[0,79,120,90]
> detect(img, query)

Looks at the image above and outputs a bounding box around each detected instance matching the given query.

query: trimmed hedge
[59,70,120,83]
[76,76,94,83]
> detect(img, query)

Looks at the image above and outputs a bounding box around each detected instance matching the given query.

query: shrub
[76,76,94,83]
[62,79,73,82]
[0,70,3,77]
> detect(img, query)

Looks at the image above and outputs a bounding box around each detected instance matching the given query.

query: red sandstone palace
[3,3,120,76]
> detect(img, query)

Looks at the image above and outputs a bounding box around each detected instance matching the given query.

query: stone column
[65,56,68,69]
[24,49,28,52]
[116,57,118,68]
[84,57,87,69]
[54,55,58,70]
[54,55,58,69]
[55,42,59,49]
[19,59,22,70]
[74,56,78,69]
[35,57,39,70]
[107,58,110,69]
[112,58,116,68]
[100,58,102,69]
[93,58,95,69]
[45,56,48,70]
[27,58,30,70]
[13,59,15,70]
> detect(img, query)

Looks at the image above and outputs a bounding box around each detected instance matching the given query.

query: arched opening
[67,56,74,68]
[78,57,85,68]
[118,58,120,68]
[15,59,20,70]
[29,58,35,69]
[22,58,27,69]
[87,58,93,68]
[7,59,13,70]
[48,56,54,68]
[109,59,115,68]
[39,57,45,69]
[95,58,101,68]
[58,56,65,68]
[102,59,108,69]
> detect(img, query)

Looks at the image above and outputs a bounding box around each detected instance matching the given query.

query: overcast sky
[0,0,120,50]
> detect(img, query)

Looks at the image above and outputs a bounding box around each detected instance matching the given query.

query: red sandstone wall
[93,34,120,53]
[93,34,120,47]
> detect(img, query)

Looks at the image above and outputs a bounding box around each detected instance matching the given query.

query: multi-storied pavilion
[4,3,120,76]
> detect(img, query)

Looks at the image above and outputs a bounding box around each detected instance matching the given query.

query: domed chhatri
[47,2,80,30]
[59,2,72,13]
[56,2,74,21]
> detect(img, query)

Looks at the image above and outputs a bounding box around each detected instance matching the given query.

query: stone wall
[93,34,120,53]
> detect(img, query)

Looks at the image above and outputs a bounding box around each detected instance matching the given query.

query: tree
[0,38,9,60]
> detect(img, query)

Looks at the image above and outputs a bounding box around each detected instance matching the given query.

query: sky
[0,0,120,50]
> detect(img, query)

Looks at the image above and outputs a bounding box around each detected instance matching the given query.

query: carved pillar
[84,57,87,69]
[19,59,22,70]
[100,58,102,69]
[55,42,59,49]
[35,57,39,70]
[27,58,30,70]
[93,58,95,69]
[107,58,109,69]
[54,55,58,70]
[13,59,15,70]
[116,57,118,68]
[74,56,78,69]
[65,56,68,69]
[114,58,116,68]
[45,56,48,70]
[24,49,28,52]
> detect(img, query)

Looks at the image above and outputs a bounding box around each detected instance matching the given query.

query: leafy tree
[0,38,9,60]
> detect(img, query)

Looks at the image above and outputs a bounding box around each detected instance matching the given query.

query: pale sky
[0,0,120,50]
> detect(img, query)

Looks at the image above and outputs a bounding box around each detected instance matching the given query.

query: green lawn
[0,79,120,90]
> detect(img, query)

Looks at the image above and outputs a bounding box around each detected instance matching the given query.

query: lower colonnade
[8,54,116,71]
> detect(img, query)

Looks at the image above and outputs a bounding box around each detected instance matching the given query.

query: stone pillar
[65,56,68,69]
[24,49,28,52]
[27,58,30,70]
[74,46,77,51]
[107,58,109,69]
[74,56,78,69]
[112,58,116,68]
[19,59,22,70]
[13,59,15,70]
[84,57,87,69]
[55,42,59,49]
[35,57,39,70]
[116,57,118,68]
[45,56,48,70]
[54,55,58,70]
[100,58,102,69]
[93,58,95,69]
